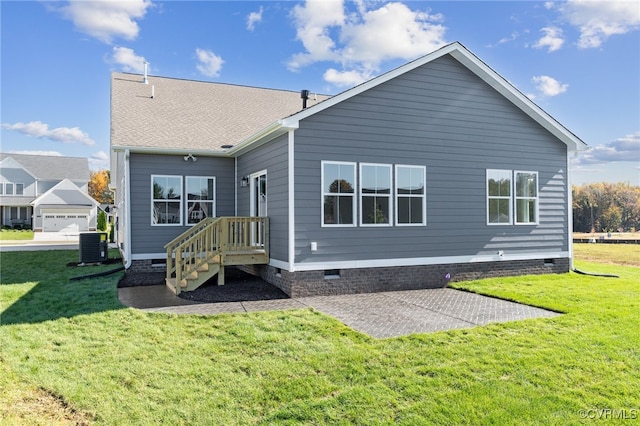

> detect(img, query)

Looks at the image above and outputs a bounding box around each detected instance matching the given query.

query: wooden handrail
[165,217,269,290]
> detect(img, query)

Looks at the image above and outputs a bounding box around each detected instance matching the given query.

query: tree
[89,170,113,204]
[572,182,640,233]
[97,209,107,231]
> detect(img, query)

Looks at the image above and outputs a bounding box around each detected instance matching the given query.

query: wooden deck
[164,217,269,294]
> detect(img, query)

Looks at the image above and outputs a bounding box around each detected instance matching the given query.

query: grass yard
[0,229,34,241]
[1,245,638,424]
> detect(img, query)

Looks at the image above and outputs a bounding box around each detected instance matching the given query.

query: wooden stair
[164,217,269,295]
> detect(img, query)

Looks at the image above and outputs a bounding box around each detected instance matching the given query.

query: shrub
[97,210,107,231]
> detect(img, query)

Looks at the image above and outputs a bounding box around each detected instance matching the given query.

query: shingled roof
[0,152,89,181]
[110,73,328,152]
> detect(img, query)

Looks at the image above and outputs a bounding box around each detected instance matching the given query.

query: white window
[515,171,538,224]
[487,169,512,225]
[0,184,3,195]
[360,163,392,226]
[15,183,24,195]
[5,183,13,196]
[151,175,182,225]
[322,161,356,226]
[396,165,426,226]
[186,176,216,225]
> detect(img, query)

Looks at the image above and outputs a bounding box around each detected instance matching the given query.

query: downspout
[124,149,132,269]
[288,129,296,272]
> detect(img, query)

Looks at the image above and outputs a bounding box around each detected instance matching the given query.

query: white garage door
[43,214,89,233]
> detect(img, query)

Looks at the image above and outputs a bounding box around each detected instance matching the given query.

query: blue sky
[1,1,638,185]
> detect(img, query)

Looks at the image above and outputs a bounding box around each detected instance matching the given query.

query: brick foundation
[129,258,569,297]
[128,259,167,274]
[238,258,570,298]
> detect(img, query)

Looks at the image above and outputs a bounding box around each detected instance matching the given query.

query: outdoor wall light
[241,176,249,187]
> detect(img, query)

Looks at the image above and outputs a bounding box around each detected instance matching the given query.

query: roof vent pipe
[143,61,149,84]
[301,89,310,109]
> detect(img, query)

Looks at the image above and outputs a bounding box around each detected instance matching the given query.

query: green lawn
[0,229,34,241]
[1,246,638,424]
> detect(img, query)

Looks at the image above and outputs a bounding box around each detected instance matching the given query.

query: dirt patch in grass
[4,387,94,425]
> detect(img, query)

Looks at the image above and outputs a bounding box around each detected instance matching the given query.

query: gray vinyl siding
[293,55,568,265]
[237,134,289,262]
[128,153,235,256]
[0,168,36,197]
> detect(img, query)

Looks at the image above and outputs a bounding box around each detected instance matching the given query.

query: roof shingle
[110,73,328,151]
[0,153,89,181]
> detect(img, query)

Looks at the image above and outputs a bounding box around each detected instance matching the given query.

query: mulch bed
[118,267,289,303]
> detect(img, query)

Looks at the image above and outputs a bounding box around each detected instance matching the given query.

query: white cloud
[533,26,565,52]
[561,0,640,48]
[110,46,147,73]
[288,0,345,70]
[574,131,640,164]
[1,121,96,146]
[532,75,568,97]
[340,3,446,64]
[323,68,372,87]
[59,0,152,44]
[89,151,110,169]
[499,32,520,45]
[288,0,447,87]
[92,151,109,162]
[195,48,224,78]
[247,6,263,31]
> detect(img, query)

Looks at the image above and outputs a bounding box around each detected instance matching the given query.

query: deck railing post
[175,254,182,295]
[166,246,173,282]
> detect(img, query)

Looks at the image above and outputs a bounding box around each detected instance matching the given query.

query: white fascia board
[281,43,463,129]
[290,251,570,272]
[447,48,588,152]
[281,41,587,152]
[227,120,298,157]
[111,145,230,157]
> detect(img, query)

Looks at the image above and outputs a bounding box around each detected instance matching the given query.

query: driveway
[119,285,560,339]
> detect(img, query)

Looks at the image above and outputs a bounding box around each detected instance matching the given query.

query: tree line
[573,182,640,233]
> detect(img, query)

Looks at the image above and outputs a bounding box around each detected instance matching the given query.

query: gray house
[0,153,98,236]
[110,42,588,297]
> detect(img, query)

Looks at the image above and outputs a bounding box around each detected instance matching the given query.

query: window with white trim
[396,165,426,225]
[487,169,512,225]
[0,184,3,195]
[15,183,24,195]
[151,175,182,225]
[186,176,216,225]
[5,183,14,196]
[360,163,392,225]
[322,161,356,226]
[515,171,538,224]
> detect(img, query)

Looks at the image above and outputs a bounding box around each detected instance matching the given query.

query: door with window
[249,171,267,246]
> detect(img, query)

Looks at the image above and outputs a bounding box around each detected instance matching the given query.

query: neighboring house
[110,42,588,297]
[0,153,98,235]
